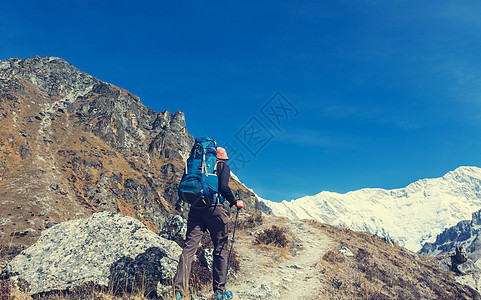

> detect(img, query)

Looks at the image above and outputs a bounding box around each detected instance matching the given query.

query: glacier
[260,166,481,252]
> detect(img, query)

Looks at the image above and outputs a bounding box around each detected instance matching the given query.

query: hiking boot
[210,291,233,299]
[209,292,223,299]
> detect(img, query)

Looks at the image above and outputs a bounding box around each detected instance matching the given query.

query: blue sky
[2,1,481,202]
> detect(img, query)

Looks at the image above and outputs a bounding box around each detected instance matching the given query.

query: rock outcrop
[420,209,481,260]
[0,211,181,298]
[159,215,187,247]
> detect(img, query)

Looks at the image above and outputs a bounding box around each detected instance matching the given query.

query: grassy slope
[316,220,479,299]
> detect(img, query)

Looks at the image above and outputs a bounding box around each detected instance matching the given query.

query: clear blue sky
[2,1,481,202]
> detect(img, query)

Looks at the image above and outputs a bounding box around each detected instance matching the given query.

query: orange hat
[216,147,229,160]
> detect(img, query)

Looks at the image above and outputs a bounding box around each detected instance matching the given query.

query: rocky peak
[0,56,97,105]
[473,210,481,226]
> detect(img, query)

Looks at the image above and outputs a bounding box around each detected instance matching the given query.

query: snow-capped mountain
[261,166,481,252]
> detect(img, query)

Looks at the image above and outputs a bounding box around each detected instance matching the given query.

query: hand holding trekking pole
[234,199,244,209]
[234,191,244,209]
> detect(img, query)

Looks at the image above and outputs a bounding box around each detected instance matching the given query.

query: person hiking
[174,146,244,300]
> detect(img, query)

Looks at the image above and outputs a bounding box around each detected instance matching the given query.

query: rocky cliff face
[0,56,260,258]
[420,209,481,261]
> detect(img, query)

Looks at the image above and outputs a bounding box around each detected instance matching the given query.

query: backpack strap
[214,161,224,205]
[184,157,188,175]
[202,150,207,175]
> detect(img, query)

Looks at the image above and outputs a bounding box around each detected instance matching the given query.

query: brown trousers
[174,204,229,296]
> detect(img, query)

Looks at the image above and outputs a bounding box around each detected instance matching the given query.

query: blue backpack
[178,136,222,207]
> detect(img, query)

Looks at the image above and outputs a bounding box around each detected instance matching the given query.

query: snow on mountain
[261,166,481,252]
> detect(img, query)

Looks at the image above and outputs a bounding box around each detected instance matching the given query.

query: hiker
[174,146,244,300]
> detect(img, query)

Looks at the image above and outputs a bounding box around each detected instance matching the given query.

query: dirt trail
[206,216,332,299]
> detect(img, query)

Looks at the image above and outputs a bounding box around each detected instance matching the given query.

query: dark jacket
[217,161,236,206]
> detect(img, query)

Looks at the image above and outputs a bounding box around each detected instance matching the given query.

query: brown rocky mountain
[0,56,261,259]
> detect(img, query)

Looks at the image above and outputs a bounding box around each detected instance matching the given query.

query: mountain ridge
[261,166,481,251]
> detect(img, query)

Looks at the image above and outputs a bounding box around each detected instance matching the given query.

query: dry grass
[235,213,263,230]
[254,225,289,248]
[250,224,297,262]
[0,234,23,273]
[308,220,480,300]
[0,281,157,300]
[0,280,12,299]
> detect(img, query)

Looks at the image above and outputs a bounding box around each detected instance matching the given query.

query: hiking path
[201,216,333,299]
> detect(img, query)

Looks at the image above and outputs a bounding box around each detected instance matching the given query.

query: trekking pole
[223,206,240,299]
